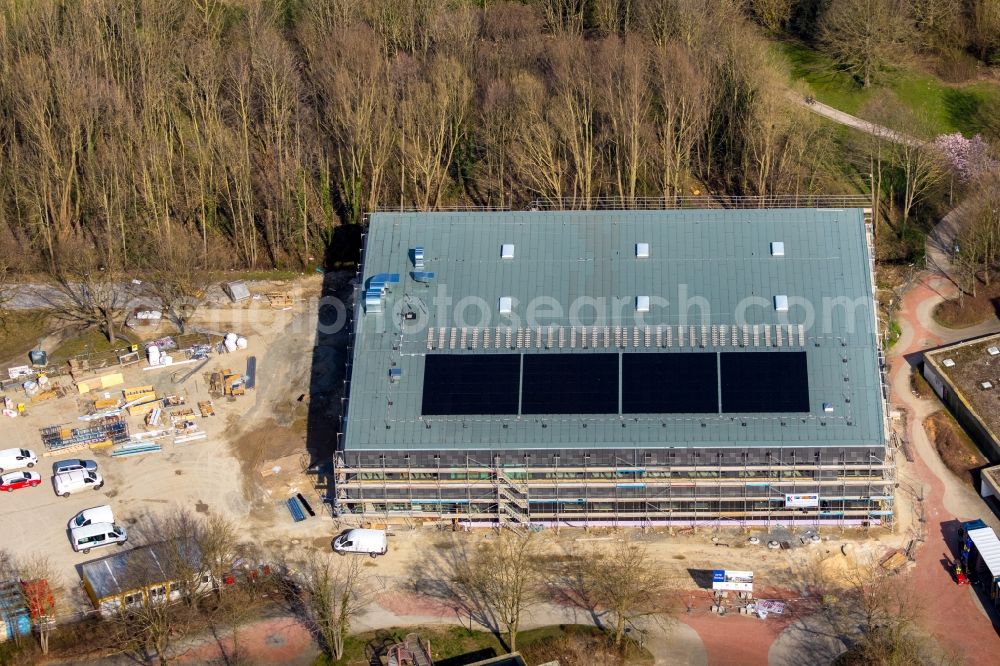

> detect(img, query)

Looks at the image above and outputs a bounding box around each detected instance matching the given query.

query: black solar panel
[622,353,719,413]
[421,354,520,415]
[521,353,619,414]
[720,351,809,413]
[421,351,810,416]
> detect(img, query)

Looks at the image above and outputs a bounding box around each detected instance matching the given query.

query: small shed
[80,539,207,615]
[223,280,251,303]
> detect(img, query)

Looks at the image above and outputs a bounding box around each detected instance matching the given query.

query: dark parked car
[52,459,98,475]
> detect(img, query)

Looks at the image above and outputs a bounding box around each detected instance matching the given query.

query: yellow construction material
[123,385,155,402]
[128,398,160,417]
[77,373,125,394]
[94,398,121,410]
[30,390,58,403]
[101,373,125,389]
[42,439,113,457]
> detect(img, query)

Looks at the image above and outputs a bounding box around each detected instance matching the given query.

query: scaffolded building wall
[334,206,892,529]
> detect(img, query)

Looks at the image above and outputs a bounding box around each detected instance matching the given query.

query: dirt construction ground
[0,276,336,613]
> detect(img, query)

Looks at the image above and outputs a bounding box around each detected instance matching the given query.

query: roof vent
[988,346,999,356]
[499,296,513,315]
[501,244,515,259]
[636,243,650,258]
[774,295,789,312]
[413,246,425,270]
[823,403,834,413]
[771,242,785,257]
[943,358,956,367]
[636,296,650,313]
[983,381,994,390]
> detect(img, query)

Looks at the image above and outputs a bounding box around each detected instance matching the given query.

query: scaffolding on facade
[333,445,895,531]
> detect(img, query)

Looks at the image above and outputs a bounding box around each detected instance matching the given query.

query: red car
[1,471,42,492]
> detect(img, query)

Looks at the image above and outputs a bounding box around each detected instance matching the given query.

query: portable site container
[960,519,1000,607]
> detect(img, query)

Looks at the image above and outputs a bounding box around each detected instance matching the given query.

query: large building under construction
[333,208,892,528]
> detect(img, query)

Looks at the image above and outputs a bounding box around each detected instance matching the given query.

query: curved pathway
[886,271,1000,663]
[788,91,920,147]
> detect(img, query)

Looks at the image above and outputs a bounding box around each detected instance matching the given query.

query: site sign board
[784,493,819,508]
[711,570,754,592]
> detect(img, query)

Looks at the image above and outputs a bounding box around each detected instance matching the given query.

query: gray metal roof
[343,209,885,451]
[80,539,199,599]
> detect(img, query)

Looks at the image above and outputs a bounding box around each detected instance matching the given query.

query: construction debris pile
[40,417,129,453]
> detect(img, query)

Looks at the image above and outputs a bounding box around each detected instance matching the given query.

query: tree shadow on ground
[540,550,607,633]
[408,535,508,651]
[942,88,999,139]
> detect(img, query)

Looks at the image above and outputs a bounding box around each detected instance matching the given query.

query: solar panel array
[420,351,809,416]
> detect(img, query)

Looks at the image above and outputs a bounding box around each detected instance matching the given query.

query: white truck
[53,469,104,497]
[333,529,388,558]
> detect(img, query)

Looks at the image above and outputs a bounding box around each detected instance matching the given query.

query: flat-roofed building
[334,208,891,528]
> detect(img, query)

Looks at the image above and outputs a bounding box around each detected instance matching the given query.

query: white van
[0,448,38,473]
[69,522,127,554]
[53,469,104,497]
[333,529,388,558]
[69,505,115,530]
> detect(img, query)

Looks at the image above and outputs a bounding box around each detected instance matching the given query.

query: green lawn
[49,327,138,360]
[777,41,1000,137]
[321,624,653,666]
[0,310,51,366]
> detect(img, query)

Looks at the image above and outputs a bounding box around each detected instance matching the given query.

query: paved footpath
[886,272,1000,663]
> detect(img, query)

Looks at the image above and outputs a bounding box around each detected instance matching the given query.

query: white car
[53,469,104,497]
[69,522,127,554]
[69,505,115,530]
[0,448,38,473]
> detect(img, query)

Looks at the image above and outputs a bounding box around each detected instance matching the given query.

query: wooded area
[0,0,997,272]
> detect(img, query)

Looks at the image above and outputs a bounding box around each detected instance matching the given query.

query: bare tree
[458,532,546,652]
[598,37,651,205]
[836,557,944,666]
[969,0,1000,62]
[593,0,634,37]
[548,37,600,208]
[300,21,394,224]
[650,42,709,203]
[17,554,59,655]
[205,542,276,666]
[297,553,367,661]
[748,0,795,33]
[105,581,196,666]
[142,253,204,335]
[867,99,947,229]
[396,55,472,210]
[954,173,1000,296]
[101,510,247,664]
[509,72,570,205]
[909,0,966,55]
[820,0,914,88]
[46,259,135,345]
[582,538,673,647]
[541,0,587,35]
[0,261,10,325]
